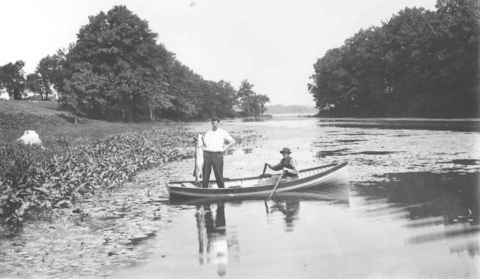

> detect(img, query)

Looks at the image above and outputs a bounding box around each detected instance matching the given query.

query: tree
[162,57,200,120]
[57,6,172,121]
[237,80,254,116]
[162,56,237,120]
[309,47,357,115]
[431,0,480,116]
[25,73,44,98]
[34,55,62,100]
[212,80,237,118]
[61,67,108,123]
[308,0,480,117]
[0,60,26,100]
[236,80,270,117]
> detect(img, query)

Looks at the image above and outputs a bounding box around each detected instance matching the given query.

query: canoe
[166,161,348,199]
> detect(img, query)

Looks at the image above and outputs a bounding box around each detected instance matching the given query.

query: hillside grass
[0,100,63,115]
[0,100,176,150]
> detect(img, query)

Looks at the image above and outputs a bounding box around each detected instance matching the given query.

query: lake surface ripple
[115,116,480,279]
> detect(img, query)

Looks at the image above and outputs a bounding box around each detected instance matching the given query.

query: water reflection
[190,185,349,275]
[351,151,397,155]
[351,172,480,256]
[315,148,349,158]
[267,199,300,232]
[242,117,269,122]
[195,203,231,276]
[316,118,480,132]
[448,159,480,166]
[450,241,480,258]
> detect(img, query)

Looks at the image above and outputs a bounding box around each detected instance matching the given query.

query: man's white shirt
[203,128,234,152]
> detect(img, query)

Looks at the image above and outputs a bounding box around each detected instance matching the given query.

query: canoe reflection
[171,182,350,206]
[196,203,229,276]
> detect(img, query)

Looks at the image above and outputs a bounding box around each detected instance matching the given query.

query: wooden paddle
[261,163,268,177]
[266,171,284,200]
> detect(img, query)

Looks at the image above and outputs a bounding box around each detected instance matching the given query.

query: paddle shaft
[267,171,284,200]
[262,163,268,176]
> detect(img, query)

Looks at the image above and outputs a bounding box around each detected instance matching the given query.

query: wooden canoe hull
[166,161,348,199]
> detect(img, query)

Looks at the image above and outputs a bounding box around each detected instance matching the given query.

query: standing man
[202,118,236,188]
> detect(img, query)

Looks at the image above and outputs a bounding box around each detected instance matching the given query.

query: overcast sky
[0,0,438,105]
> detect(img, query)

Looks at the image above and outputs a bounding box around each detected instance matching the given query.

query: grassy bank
[0,100,174,150]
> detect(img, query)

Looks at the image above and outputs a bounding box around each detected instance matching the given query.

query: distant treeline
[265,105,318,115]
[308,0,479,118]
[0,6,269,122]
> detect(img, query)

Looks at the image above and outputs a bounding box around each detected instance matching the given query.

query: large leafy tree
[26,55,62,100]
[162,56,238,120]
[431,0,480,115]
[162,57,200,120]
[0,60,26,100]
[197,80,237,119]
[308,0,479,117]
[35,55,61,100]
[57,5,172,121]
[236,80,270,117]
[309,47,358,115]
[212,80,237,118]
[25,73,43,98]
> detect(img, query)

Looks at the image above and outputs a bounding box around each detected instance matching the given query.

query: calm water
[114,116,480,279]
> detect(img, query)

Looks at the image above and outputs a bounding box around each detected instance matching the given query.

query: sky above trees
[0,0,437,105]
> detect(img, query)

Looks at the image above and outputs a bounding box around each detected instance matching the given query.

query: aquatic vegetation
[0,129,169,226]
[0,126,260,229]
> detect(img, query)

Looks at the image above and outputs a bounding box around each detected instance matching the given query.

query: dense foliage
[308,0,480,117]
[55,6,172,121]
[25,55,60,100]
[0,61,26,100]
[1,6,269,120]
[236,80,270,117]
[39,6,268,120]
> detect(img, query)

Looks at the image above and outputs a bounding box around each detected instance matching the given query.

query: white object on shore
[0,92,9,100]
[17,130,43,147]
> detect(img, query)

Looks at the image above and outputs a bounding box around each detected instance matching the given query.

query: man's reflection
[196,203,228,276]
[269,199,300,232]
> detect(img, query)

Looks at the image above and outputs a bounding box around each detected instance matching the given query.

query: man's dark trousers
[202,151,225,188]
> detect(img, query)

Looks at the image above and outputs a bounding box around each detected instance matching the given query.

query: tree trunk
[128,107,133,122]
[150,108,155,121]
[44,81,49,100]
